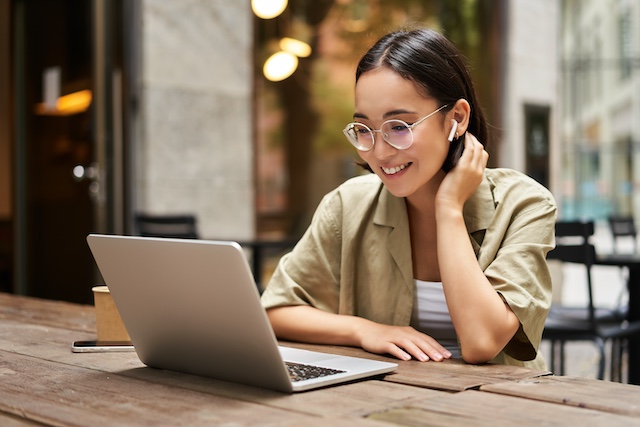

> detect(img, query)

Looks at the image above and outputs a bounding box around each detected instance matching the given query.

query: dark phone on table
[71,340,135,353]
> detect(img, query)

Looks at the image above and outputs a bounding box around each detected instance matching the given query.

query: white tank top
[410,279,460,357]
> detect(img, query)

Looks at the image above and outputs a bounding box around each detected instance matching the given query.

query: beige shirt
[261,168,557,369]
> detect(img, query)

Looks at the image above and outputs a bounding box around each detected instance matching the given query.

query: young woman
[260,28,556,369]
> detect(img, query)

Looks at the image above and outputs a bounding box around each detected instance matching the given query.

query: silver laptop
[86,234,397,392]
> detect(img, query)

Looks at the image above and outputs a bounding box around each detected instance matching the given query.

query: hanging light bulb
[279,37,312,58]
[263,51,298,82]
[56,90,92,114]
[252,0,288,19]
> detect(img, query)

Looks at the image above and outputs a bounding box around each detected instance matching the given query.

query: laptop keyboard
[285,361,346,382]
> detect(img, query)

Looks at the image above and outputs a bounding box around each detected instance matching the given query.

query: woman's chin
[380,181,414,198]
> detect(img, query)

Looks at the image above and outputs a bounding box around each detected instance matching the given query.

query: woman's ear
[448,99,471,135]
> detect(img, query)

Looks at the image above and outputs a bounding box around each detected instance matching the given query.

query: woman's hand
[436,133,488,213]
[356,322,452,362]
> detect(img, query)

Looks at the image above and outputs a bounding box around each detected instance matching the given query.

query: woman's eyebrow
[383,109,416,118]
[353,109,417,120]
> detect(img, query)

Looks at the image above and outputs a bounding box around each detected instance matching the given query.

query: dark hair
[355,28,488,172]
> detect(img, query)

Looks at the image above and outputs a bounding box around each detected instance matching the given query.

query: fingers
[413,337,453,361]
[385,330,453,362]
[402,338,449,362]
[384,345,413,362]
[359,323,453,362]
[460,133,488,168]
[436,133,487,209]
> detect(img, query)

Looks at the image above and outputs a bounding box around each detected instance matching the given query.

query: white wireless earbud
[447,120,458,142]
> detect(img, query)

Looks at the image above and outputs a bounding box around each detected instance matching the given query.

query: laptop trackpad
[279,346,343,364]
[279,346,381,370]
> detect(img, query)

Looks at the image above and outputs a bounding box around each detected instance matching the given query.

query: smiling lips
[381,162,411,175]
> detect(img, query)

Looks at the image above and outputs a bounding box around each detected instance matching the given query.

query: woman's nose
[372,132,398,159]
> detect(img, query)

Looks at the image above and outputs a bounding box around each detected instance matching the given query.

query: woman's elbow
[460,312,521,364]
[459,338,504,364]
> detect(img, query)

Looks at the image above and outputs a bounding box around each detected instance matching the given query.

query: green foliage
[310,0,493,153]
[310,61,354,153]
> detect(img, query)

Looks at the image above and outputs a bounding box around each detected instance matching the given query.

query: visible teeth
[382,164,408,175]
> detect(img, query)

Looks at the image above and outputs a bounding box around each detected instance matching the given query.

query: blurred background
[0,0,637,307]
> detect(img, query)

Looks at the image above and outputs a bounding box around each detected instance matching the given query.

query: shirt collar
[373,172,496,234]
[463,173,496,234]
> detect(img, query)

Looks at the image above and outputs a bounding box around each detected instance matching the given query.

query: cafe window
[611,136,634,215]
[524,104,550,188]
[619,10,633,80]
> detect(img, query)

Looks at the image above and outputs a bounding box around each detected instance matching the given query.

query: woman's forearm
[436,207,520,363]
[266,305,367,347]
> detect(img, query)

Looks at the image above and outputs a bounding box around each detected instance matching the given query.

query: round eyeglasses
[342,104,448,151]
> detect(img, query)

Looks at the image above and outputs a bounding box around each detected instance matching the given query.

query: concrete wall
[500,0,560,187]
[134,0,254,240]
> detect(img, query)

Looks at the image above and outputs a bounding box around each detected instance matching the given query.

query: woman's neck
[405,169,445,215]
[405,171,446,282]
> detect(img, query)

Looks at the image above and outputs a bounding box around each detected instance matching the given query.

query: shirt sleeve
[260,191,343,314]
[481,181,557,361]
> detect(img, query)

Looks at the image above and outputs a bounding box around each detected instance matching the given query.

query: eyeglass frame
[342,104,449,151]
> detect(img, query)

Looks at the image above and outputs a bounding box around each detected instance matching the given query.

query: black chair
[134,214,199,239]
[608,215,637,254]
[606,215,634,323]
[236,237,298,292]
[543,220,640,381]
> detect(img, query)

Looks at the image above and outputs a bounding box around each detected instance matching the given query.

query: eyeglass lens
[344,120,413,151]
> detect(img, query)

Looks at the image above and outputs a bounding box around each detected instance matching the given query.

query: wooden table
[596,253,640,385]
[1,292,640,426]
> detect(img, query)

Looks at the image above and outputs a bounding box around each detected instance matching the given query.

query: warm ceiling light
[34,89,93,116]
[263,51,298,82]
[279,37,312,58]
[252,0,288,19]
[56,90,92,114]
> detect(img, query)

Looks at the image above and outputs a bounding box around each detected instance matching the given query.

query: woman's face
[354,68,450,198]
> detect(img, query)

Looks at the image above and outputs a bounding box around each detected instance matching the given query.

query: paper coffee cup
[92,285,131,342]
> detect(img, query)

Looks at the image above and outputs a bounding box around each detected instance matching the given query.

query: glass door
[13,0,126,304]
